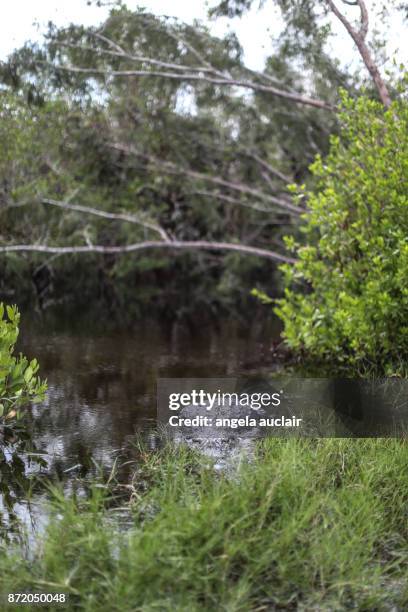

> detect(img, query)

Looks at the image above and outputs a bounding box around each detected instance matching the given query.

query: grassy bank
[1,439,408,611]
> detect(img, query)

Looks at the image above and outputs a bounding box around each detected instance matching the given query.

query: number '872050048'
[6,593,67,605]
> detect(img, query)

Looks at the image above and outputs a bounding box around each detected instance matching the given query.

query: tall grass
[1,439,408,611]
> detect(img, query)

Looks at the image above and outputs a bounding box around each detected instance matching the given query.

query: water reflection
[16,314,281,478]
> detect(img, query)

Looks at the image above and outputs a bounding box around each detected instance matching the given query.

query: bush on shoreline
[276,96,408,373]
[0,303,46,423]
[0,304,47,513]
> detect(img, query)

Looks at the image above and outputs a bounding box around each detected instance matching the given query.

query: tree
[211,0,393,105]
[0,1,399,312]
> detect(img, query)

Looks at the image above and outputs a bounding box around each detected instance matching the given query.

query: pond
[14,312,281,480]
[0,312,281,539]
[3,312,408,541]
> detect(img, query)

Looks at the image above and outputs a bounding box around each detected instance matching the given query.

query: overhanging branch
[48,63,334,111]
[0,240,297,264]
[42,198,170,242]
[110,144,303,215]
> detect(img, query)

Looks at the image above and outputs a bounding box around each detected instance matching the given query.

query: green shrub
[275,95,408,371]
[0,303,46,422]
[0,304,47,515]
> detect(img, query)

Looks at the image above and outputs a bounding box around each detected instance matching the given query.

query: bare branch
[110,144,303,215]
[0,240,297,264]
[55,43,215,74]
[163,23,228,79]
[56,28,315,102]
[93,31,130,56]
[261,170,281,195]
[41,198,170,242]
[356,0,369,39]
[326,0,391,107]
[241,150,292,184]
[49,63,334,111]
[192,190,280,214]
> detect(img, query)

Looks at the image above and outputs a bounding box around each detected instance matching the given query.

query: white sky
[0,0,406,72]
[0,0,281,69]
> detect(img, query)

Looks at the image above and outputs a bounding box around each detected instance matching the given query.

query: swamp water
[0,313,282,540]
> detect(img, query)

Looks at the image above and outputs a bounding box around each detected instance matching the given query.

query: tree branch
[355,0,369,39]
[326,0,391,107]
[110,144,303,215]
[239,150,292,184]
[57,28,321,104]
[190,190,292,217]
[55,42,216,74]
[0,240,297,264]
[48,63,334,111]
[41,198,170,242]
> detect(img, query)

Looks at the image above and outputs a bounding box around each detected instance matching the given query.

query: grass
[1,439,408,611]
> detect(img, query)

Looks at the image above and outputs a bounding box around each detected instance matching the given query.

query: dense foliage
[0,3,361,316]
[276,95,408,370]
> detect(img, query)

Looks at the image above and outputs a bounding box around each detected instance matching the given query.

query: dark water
[17,314,282,478]
[3,314,407,538]
[0,313,281,538]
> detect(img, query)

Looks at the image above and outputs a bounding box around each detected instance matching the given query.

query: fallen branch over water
[0,240,297,264]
